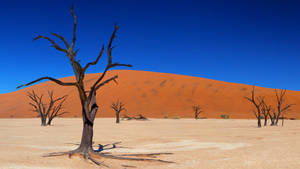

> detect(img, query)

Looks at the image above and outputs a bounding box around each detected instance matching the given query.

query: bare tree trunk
[78,116,94,153]
[41,116,47,126]
[47,117,53,125]
[76,91,98,153]
[270,117,275,126]
[275,109,280,125]
[116,112,120,123]
[269,111,276,126]
[257,114,261,128]
[264,115,267,126]
[270,121,275,126]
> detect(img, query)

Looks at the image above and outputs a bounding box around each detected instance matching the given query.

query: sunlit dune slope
[0,70,299,119]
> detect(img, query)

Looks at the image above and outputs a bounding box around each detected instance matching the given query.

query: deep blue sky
[0,0,299,94]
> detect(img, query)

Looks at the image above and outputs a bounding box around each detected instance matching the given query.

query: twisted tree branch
[17,77,76,89]
[33,35,67,52]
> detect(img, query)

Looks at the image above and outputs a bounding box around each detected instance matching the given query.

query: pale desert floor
[0,118,299,169]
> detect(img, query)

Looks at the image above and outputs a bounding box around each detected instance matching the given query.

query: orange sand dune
[0,70,299,119]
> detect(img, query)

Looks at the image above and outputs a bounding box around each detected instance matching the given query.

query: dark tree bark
[27,90,67,126]
[245,86,264,128]
[111,100,126,123]
[41,115,47,126]
[47,94,68,125]
[192,105,203,120]
[267,108,277,126]
[274,89,294,126]
[18,5,131,156]
[134,114,148,120]
[261,99,272,126]
[27,91,46,126]
[18,6,174,166]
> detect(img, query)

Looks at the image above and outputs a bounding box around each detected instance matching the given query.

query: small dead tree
[245,86,264,128]
[261,99,272,126]
[134,114,148,120]
[274,89,294,126]
[111,100,126,123]
[28,90,67,126]
[47,95,68,125]
[192,105,203,119]
[269,109,277,126]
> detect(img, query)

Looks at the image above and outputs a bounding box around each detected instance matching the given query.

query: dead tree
[245,86,264,128]
[261,99,272,126]
[269,109,277,126]
[28,91,47,126]
[134,114,148,120]
[111,100,126,123]
[28,90,67,126]
[192,105,203,119]
[122,114,148,121]
[47,95,68,125]
[274,89,294,126]
[17,5,172,166]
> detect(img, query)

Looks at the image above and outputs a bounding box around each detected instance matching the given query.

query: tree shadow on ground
[44,141,174,168]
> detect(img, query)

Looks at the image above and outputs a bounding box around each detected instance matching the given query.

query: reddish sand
[0,70,299,119]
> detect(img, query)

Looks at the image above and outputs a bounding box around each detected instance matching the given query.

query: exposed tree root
[43,143,174,167]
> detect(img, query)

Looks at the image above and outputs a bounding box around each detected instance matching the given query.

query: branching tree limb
[17,5,173,167]
[261,99,271,126]
[245,86,264,128]
[50,33,70,49]
[83,45,104,72]
[33,35,67,52]
[274,89,295,126]
[17,77,76,89]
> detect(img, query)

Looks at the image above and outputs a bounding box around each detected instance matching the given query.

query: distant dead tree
[274,89,294,126]
[28,90,67,126]
[17,5,171,166]
[122,114,148,121]
[134,114,148,120]
[268,108,277,126]
[192,105,203,119]
[245,86,264,128]
[111,100,126,123]
[261,99,272,126]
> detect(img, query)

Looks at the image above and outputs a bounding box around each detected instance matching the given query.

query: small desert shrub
[173,116,180,119]
[164,115,168,119]
[241,88,247,91]
[220,114,229,119]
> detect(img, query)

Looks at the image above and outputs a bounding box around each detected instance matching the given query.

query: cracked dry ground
[0,118,299,169]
